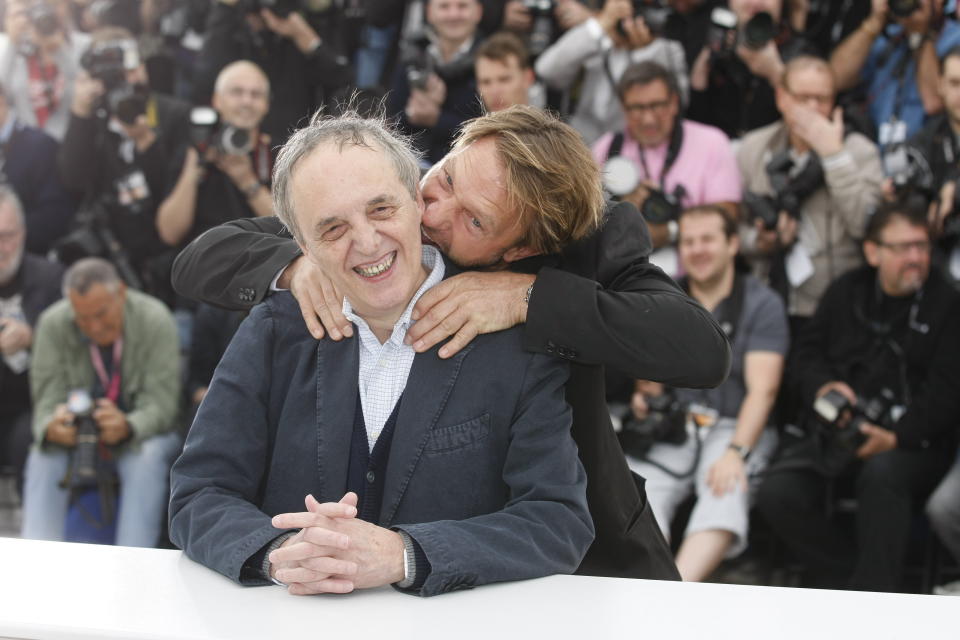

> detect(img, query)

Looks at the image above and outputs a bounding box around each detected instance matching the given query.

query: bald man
[156,60,275,249]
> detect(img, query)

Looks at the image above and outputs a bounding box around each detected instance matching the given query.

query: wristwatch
[728,443,751,461]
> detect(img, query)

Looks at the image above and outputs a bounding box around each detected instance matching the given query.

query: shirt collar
[343,245,446,347]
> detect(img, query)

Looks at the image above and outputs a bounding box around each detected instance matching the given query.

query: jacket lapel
[315,337,359,504]
[379,342,474,526]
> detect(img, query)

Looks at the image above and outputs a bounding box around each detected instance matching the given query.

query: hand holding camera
[405,74,446,128]
[260,8,322,55]
[93,398,131,446]
[45,403,78,448]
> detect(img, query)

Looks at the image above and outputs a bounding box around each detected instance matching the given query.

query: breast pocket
[424,413,491,455]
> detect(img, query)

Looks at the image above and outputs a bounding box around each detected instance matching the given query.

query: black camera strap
[605,116,685,196]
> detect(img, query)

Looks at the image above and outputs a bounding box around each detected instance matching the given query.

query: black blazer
[171,201,731,580]
[170,292,593,596]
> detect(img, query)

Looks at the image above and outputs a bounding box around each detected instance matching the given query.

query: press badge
[115,169,151,210]
[878,118,908,147]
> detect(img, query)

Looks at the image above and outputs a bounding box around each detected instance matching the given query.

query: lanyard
[89,338,123,403]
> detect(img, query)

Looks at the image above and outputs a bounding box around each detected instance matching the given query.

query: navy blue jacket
[169,290,594,596]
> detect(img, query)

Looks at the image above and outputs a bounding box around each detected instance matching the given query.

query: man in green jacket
[21,258,181,547]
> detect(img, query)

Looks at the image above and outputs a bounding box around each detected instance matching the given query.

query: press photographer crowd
[2,0,960,598]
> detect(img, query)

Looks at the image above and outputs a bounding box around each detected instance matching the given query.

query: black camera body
[65,390,100,490]
[813,388,896,451]
[743,150,825,230]
[399,36,433,92]
[524,0,556,57]
[188,107,254,157]
[619,391,688,458]
[80,41,147,126]
[884,143,936,202]
[27,1,60,37]
[642,185,685,225]
[706,8,776,58]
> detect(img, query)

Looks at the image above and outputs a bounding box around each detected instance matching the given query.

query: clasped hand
[270,492,406,595]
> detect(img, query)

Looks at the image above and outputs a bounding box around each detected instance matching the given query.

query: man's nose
[353,219,381,254]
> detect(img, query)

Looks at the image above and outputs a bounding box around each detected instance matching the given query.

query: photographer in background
[57,26,191,304]
[535,0,687,145]
[687,0,813,139]
[156,60,274,249]
[388,0,486,165]
[21,257,181,547]
[0,0,90,141]
[592,61,739,277]
[496,0,592,58]
[831,0,960,145]
[897,46,960,283]
[0,188,63,497]
[757,201,960,592]
[193,0,353,146]
[621,205,787,582]
[0,79,75,255]
[474,31,537,111]
[738,55,882,324]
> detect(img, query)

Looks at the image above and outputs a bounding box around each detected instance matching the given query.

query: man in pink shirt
[593,61,741,276]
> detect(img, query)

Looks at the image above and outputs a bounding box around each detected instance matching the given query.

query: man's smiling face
[292,142,427,326]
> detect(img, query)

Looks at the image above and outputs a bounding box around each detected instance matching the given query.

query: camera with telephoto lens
[602,157,685,224]
[813,388,896,452]
[742,150,825,230]
[80,40,148,126]
[188,107,254,156]
[618,391,688,458]
[64,390,101,490]
[523,0,556,57]
[398,36,433,92]
[888,0,920,18]
[26,0,60,37]
[706,7,776,57]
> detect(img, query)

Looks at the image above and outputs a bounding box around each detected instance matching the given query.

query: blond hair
[453,106,604,255]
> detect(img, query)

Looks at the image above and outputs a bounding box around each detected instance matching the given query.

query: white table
[0,537,955,640]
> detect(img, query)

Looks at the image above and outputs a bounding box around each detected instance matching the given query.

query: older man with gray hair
[169,110,593,597]
[22,257,181,547]
[0,187,63,493]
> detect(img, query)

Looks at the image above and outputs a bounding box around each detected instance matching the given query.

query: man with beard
[0,187,63,493]
[172,105,731,580]
[757,200,960,592]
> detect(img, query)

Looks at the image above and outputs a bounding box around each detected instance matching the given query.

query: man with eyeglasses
[156,60,275,250]
[738,55,883,328]
[756,199,960,592]
[593,61,740,277]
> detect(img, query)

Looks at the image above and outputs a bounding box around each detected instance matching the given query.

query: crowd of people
[2,0,960,596]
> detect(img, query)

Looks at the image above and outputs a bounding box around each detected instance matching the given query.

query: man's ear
[502,244,540,263]
[864,240,880,267]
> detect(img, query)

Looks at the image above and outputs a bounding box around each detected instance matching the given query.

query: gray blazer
[169,291,593,597]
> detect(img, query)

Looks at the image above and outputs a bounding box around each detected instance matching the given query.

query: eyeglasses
[877,239,932,255]
[786,90,834,107]
[622,99,672,115]
[0,229,22,244]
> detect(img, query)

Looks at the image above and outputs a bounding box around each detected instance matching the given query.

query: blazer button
[366,470,376,483]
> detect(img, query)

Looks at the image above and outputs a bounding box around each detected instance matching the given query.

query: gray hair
[0,186,25,229]
[272,109,423,244]
[62,257,121,297]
